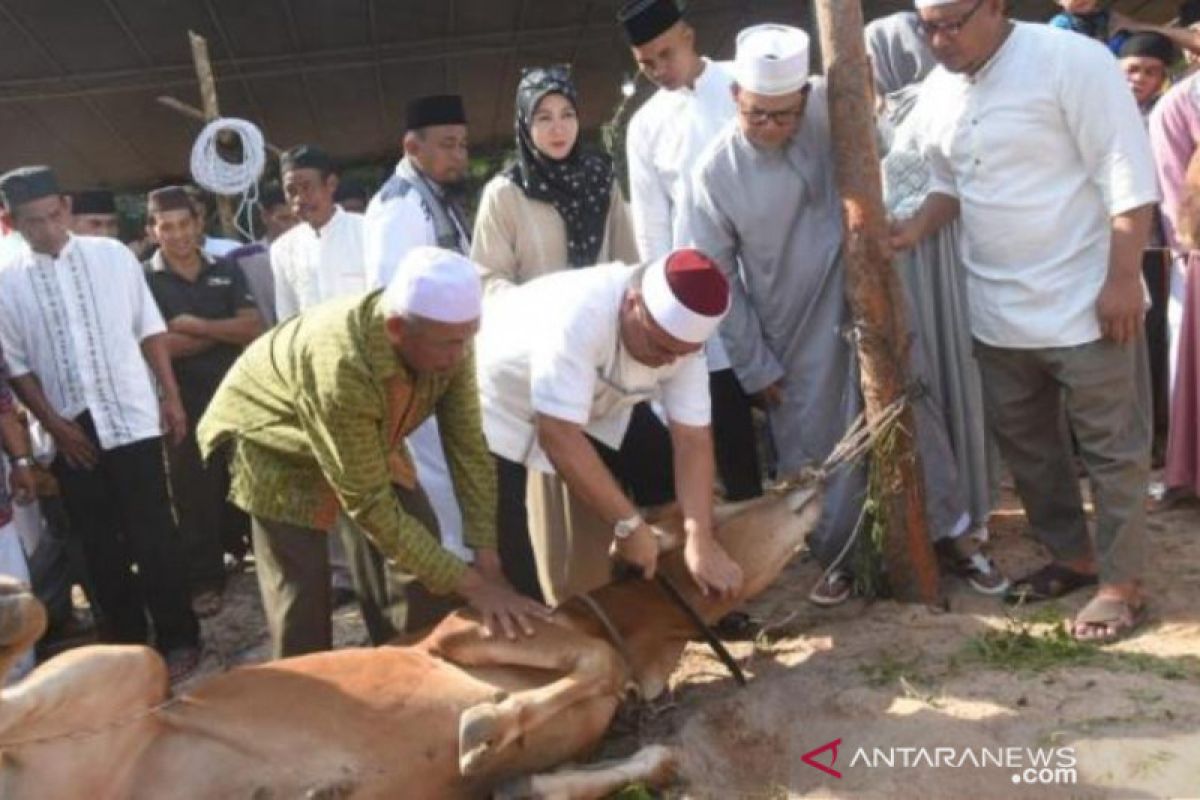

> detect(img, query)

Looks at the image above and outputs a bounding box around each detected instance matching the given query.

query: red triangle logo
[801,738,843,779]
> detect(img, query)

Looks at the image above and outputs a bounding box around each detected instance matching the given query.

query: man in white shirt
[478,249,743,602]
[0,166,201,679]
[364,95,472,288]
[363,95,474,594]
[271,145,367,319]
[894,0,1160,642]
[620,0,762,504]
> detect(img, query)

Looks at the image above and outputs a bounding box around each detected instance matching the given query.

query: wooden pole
[812,1,940,603]
[187,31,237,239]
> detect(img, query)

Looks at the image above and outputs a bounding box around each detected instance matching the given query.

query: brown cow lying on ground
[0,477,823,799]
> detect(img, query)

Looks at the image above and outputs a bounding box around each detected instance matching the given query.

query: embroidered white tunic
[269,205,367,318]
[0,235,167,451]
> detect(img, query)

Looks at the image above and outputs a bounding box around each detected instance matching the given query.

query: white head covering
[914,0,960,8]
[734,24,810,96]
[641,249,730,345]
[382,246,482,323]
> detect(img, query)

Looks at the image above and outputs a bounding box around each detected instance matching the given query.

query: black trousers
[51,413,199,652]
[494,456,546,603]
[23,495,78,631]
[709,368,764,501]
[593,402,676,507]
[1142,249,1170,452]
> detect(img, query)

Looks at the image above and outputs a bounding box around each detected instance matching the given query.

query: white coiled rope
[189,117,266,241]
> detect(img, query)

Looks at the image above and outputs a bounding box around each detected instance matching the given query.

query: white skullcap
[641,249,731,345]
[382,246,482,323]
[734,24,810,96]
[914,0,960,7]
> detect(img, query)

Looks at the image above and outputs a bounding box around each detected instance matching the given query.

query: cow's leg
[422,616,626,776]
[494,744,678,800]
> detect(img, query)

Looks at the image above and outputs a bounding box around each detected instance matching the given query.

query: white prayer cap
[382,246,482,323]
[914,0,961,8]
[734,24,810,96]
[641,249,730,345]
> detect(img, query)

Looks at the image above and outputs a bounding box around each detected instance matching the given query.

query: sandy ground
[177,480,1200,800]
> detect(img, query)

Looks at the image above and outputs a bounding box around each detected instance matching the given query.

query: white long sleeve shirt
[0,235,166,450]
[269,205,367,319]
[363,162,471,289]
[917,23,1160,348]
[626,58,737,369]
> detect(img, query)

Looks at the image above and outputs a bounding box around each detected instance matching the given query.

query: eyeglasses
[738,104,805,127]
[916,0,986,38]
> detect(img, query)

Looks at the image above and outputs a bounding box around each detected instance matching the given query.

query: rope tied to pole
[189,117,266,241]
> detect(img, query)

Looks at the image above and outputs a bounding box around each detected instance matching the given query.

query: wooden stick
[156,95,283,156]
[812,0,940,604]
[187,31,237,238]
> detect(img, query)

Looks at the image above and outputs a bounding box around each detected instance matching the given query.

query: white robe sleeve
[626,109,674,262]
[1056,36,1161,215]
[0,274,29,378]
[269,238,301,321]
[121,245,165,341]
[364,193,435,290]
[688,163,786,394]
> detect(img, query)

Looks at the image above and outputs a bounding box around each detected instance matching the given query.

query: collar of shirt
[313,205,346,238]
[149,247,215,277]
[31,232,78,264]
[960,21,1019,86]
[362,294,403,386]
[396,159,446,199]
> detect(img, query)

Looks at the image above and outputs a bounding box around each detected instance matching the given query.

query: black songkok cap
[617,0,683,46]
[405,94,468,131]
[146,185,195,216]
[73,189,116,215]
[0,165,59,211]
[280,144,336,176]
[1118,31,1176,65]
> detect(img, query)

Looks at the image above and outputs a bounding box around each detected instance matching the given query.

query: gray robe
[690,80,968,569]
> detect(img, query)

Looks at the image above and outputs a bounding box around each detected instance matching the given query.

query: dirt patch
[182,480,1200,798]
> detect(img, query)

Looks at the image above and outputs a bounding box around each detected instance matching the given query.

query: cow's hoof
[458,702,502,776]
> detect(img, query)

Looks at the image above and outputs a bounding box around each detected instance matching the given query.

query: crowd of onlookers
[2,0,1200,684]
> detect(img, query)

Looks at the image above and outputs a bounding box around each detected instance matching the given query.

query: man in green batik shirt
[199,246,548,658]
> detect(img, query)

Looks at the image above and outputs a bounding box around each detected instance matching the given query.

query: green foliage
[963,617,1200,682]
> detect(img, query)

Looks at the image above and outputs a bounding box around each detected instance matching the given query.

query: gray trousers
[973,337,1150,585]
[252,483,459,659]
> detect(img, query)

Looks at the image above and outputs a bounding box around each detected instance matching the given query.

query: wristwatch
[613,513,643,540]
[8,455,35,470]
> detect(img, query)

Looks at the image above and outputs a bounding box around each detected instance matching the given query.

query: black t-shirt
[143,251,256,413]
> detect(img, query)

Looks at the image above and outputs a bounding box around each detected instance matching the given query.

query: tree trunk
[812,0,940,604]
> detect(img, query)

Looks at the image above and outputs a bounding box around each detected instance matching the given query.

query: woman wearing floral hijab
[472,65,638,293]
